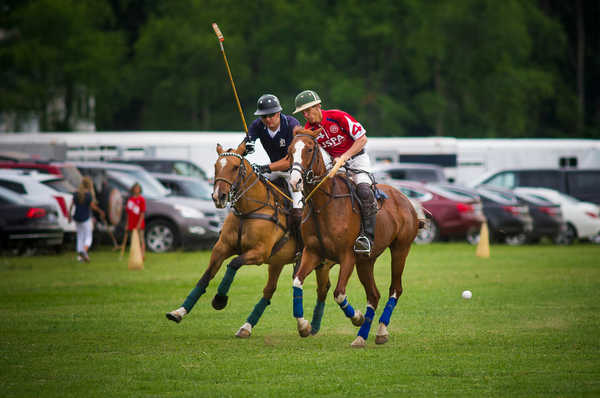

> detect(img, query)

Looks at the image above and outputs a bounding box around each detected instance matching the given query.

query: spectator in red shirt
[121,182,146,258]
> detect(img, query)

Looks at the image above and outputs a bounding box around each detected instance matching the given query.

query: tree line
[1,0,598,138]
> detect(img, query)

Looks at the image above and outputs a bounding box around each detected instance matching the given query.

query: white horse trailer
[1,132,599,182]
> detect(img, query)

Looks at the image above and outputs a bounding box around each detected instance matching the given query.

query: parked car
[111,158,208,180]
[73,161,225,252]
[0,170,76,242]
[373,162,448,184]
[483,185,564,244]
[0,186,63,253]
[387,180,484,244]
[514,187,600,244]
[470,168,600,205]
[0,160,82,187]
[475,185,533,245]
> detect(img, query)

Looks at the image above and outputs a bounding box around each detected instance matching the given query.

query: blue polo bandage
[357,306,375,340]
[247,297,271,326]
[378,297,398,326]
[338,297,356,319]
[310,300,326,334]
[293,286,304,318]
[217,266,238,296]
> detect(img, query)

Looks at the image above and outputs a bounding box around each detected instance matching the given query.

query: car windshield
[427,185,475,202]
[107,169,169,199]
[0,186,27,204]
[42,178,76,193]
[175,179,212,200]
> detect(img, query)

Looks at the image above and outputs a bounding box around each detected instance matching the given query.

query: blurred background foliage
[1,0,598,138]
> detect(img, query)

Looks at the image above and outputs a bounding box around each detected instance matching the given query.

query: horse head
[212,140,249,208]
[288,129,325,193]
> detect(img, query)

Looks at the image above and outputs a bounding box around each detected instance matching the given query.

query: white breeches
[322,151,373,185]
[75,219,93,252]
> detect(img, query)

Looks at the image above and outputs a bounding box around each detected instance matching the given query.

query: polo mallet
[212,23,249,137]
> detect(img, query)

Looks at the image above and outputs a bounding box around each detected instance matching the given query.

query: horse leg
[310,263,331,335]
[293,249,322,337]
[212,247,266,310]
[236,263,284,338]
[333,254,365,328]
[376,243,410,345]
[351,259,380,348]
[166,240,231,323]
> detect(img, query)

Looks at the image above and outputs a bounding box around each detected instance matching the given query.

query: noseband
[291,134,321,185]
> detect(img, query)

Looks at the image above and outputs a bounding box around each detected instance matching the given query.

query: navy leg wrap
[293,286,304,318]
[217,266,238,296]
[378,297,398,326]
[357,306,375,340]
[246,297,271,326]
[338,297,356,319]
[182,285,206,313]
[310,300,326,334]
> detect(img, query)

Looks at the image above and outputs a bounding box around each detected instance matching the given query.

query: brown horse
[166,140,332,338]
[288,133,420,347]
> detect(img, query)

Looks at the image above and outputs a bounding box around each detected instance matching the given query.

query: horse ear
[297,127,322,138]
[235,139,247,155]
[216,143,223,154]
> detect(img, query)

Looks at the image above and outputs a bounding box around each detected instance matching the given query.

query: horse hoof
[375,334,389,345]
[212,294,228,310]
[235,326,252,338]
[351,310,365,326]
[351,336,366,348]
[165,311,182,323]
[297,319,312,337]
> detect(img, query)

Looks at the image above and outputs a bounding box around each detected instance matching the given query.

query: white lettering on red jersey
[304,109,366,158]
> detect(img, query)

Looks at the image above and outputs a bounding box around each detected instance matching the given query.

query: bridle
[290,134,322,186]
[214,152,259,207]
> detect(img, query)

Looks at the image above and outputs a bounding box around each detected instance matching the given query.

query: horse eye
[233,165,239,171]
[307,148,313,153]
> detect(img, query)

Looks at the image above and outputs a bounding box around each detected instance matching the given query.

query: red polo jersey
[304,109,366,158]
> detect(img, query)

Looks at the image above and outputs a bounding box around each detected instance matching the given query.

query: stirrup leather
[353,235,372,254]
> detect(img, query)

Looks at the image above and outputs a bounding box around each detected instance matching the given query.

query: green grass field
[1,243,599,397]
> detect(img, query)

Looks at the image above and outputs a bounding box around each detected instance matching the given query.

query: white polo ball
[462,290,472,300]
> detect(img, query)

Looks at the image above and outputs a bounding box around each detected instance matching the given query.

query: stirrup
[353,235,372,254]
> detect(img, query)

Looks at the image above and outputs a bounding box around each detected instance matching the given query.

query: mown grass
[1,243,599,397]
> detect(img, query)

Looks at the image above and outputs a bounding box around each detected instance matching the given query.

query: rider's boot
[291,207,304,276]
[354,183,377,255]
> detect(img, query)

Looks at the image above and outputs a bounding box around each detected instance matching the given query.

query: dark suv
[72,161,225,252]
[475,168,600,205]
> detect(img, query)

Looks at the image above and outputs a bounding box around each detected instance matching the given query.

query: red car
[389,181,485,244]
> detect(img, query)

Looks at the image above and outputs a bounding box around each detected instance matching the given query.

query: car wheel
[414,219,438,244]
[146,220,178,253]
[466,226,480,245]
[554,223,576,245]
[505,233,527,246]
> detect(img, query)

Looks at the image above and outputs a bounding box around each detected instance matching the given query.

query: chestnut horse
[166,140,332,338]
[288,133,420,347]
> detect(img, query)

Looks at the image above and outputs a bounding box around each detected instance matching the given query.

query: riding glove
[244,141,255,155]
[255,164,271,174]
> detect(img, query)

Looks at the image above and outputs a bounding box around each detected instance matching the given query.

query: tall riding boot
[355,183,377,255]
[291,208,304,276]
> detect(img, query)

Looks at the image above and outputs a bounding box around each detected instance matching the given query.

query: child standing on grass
[69,176,105,262]
[121,182,146,258]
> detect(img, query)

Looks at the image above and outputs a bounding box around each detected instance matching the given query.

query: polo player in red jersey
[293,89,377,255]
